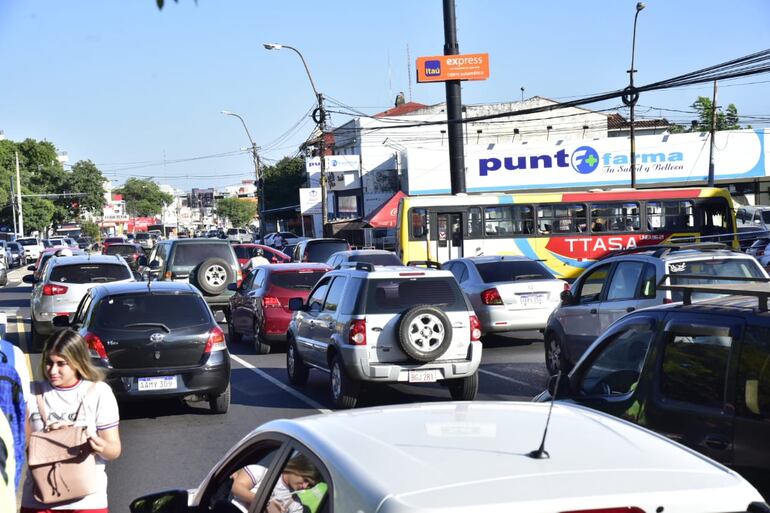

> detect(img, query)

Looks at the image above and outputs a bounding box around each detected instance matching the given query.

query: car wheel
[192,258,233,296]
[330,353,359,409]
[208,384,230,414]
[545,332,570,376]
[448,371,479,401]
[397,305,453,363]
[227,317,242,344]
[286,339,309,386]
[254,321,270,354]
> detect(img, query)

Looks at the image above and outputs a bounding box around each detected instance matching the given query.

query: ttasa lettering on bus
[479,149,570,176]
[564,237,638,252]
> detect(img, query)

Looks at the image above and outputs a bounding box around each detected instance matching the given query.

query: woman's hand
[88,426,121,460]
[266,498,288,513]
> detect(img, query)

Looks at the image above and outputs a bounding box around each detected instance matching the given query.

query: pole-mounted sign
[416,53,490,83]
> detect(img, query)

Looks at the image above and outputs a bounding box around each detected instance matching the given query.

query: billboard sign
[416,53,490,83]
[299,188,322,215]
[305,155,361,190]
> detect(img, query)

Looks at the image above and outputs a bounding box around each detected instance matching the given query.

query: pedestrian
[273,233,284,249]
[21,329,121,513]
[0,334,29,506]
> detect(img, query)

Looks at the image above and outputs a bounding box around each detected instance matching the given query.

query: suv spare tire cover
[397,305,453,363]
[192,257,234,295]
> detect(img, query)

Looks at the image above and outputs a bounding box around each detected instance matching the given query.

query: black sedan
[54,281,231,413]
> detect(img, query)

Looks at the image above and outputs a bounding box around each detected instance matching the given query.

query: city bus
[395,187,738,279]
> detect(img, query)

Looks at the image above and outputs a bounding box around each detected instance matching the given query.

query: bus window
[647,201,695,231]
[696,198,732,239]
[410,208,428,240]
[468,207,483,238]
[484,206,514,236]
[513,205,534,235]
[591,202,640,233]
[538,204,586,234]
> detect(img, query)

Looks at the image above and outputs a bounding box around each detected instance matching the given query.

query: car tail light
[480,287,503,305]
[349,319,366,345]
[469,315,482,342]
[204,327,227,352]
[262,296,281,308]
[42,284,68,296]
[236,269,243,287]
[84,332,108,359]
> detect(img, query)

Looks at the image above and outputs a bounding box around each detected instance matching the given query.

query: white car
[16,237,43,264]
[128,401,768,513]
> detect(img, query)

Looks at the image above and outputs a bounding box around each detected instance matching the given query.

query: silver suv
[286,263,483,408]
[544,243,770,375]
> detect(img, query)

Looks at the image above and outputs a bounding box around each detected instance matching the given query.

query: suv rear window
[233,246,255,260]
[17,239,37,246]
[364,277,466,313]
[349,253,402,266]
[170,243,235,270]
[306,241,349,263]
[135,233,150,240]
[50,263,131,284]
[270,271,326,290]
[94,293,210,329]
[227,229,240,235]
[668,258,766,300]
[475,261,554,282]
[105,245,138,256]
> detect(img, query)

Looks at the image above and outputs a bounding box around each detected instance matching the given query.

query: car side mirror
[560,290,575,305]
[22,274,36,284]
[52,315,70,328]
[288,298,305,312]
[547,373,571,398]
[27,264,36,271]
[137,255,148,267]
[130,489,189,513]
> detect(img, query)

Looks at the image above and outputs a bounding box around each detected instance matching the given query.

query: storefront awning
[365,191,406,229]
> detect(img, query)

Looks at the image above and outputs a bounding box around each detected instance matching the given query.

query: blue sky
[1,0,768,190]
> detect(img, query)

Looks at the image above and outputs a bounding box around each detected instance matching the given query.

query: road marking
[14,316,33,378]
[479,368,540,391]
[229,354,331,414]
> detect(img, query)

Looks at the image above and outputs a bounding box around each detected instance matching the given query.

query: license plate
[409,369,440,383]
[137,376,177,391]
[519,293,546,306]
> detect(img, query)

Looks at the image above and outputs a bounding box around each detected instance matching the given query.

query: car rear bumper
[477,305,557,332]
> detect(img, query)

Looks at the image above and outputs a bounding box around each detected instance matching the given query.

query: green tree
[262,157,307,210]
[116,178,173,217]
[23,196,56,234]
[215,197,257,227]
[65,160,106,218]
[80,221,100,239]
[691,96,742,132]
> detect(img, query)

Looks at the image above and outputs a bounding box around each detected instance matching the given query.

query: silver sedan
[443,256,566,335]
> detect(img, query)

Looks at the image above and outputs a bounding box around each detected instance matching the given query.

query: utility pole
[10,177,17,236]
[443,0,466,195]
[15,152,23,236]
[317,92,329,232]
[707,80,718,187]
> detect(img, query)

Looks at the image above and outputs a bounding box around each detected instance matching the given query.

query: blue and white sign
[305,155,361,191]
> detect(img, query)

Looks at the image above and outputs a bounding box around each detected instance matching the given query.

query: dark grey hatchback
[54,281,231,413]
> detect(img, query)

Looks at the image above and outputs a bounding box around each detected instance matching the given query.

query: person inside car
[231,453,321,513]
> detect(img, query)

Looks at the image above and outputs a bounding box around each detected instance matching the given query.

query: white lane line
[479,368,540,390]
[229,354,331,414]
[14,316,33,377]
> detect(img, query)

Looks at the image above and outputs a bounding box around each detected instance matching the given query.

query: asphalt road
[1,265,549,512]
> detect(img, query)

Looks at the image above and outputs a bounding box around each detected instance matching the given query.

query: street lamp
[264,42,329,231]
[624,2,645,188]
[221,110,264,238]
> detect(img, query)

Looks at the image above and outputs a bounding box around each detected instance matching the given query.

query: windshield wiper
[123,322,171,333]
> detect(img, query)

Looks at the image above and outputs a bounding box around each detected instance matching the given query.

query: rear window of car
[474,261,554,282]
[227,229,239,235]
[667,257,767,300]
[170,243,235,270]
[305,241,350,263]
[94,293,210,329]
[50,263,131,284]
[233,246,252,259]
[364,277,466,313]
[105,238,124,243]
[269,270,327,290]
[105,245,138,256]
[349,253,402,266]
[18,239,37,246]
[135,233,150,240]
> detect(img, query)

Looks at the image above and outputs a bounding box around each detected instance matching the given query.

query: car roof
[334,265,451,279]
[49,254,126,266]
[253,402,753,510]
[452,255,537,264]
[260,263,330,272]
[90,281,198,296]
[332,249,395,256]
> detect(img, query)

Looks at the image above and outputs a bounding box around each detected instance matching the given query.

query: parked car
[232,243,291,268]
[228,263,330,353]
[134,232,155,251]
[444,256,566,336]
[127,401,769,513]
[26,254,135,349]
[17,237,43,264]
[287,263,482,408]
[103,243,145,271]
[54,281,231,413]
[324,249,402,269]
[139,238,241,316]
[226,227,251,243]
[544,243,769,376]
[537,278,770,499]
[292,238,350,264]
[263,231,303,248]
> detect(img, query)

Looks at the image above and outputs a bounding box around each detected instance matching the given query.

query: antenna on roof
[527,371,561,459]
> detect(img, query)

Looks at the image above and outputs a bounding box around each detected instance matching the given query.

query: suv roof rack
[405,260,442,270]
[355,262,374,272]
[657,274,770,311]
[601,242,732,260]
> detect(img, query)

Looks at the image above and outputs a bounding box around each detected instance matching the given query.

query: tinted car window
[233,246,251,259]
[17,239,38,246]
[94,293,210,329]
[308,278,331,310]
[349,253,402,266]
[475,261,553,282]
[323,277,347,312]
[365,277,465,314]
[667,258,766,301]
[170,243,234,270]
[737,325,770,421]
[104,237,125,244]
[50,263,131,284]
[270,271,326,291]
[105,245,139,256]
[305,241,350,263]
[135,233,150,240]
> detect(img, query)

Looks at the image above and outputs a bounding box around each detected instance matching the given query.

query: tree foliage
[116,178,173,217]
[66,160,106,218]
[669,96,745,133]
[23,196,57,234]
[215,197,257,228]
[81,221,100,239]
[262,157,307,210]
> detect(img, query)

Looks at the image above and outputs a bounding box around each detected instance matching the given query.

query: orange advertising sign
[416,53,490,83]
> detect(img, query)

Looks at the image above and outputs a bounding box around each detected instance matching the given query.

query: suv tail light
[204,327,227,353]
[236,269,243,287]
[42,284,69,296]
[349,319,366,345]
[480,287,503,305]
[262,296,281,308]
[469,315,482,342]
[84,332,108,359]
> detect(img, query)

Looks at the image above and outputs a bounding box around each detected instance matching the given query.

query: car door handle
[626,307,635,313]
[704,435,730,450]
[590,308,598,314]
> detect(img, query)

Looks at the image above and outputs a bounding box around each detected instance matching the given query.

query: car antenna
[527,371,562,460]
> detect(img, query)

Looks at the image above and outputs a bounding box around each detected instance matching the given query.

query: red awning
[366,191,407,229]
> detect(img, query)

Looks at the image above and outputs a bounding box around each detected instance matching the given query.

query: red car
[232,243,291,268]
[102,236,127,251]
[227,263,330,353]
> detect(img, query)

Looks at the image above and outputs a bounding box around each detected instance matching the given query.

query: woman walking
[21,329,121,513]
